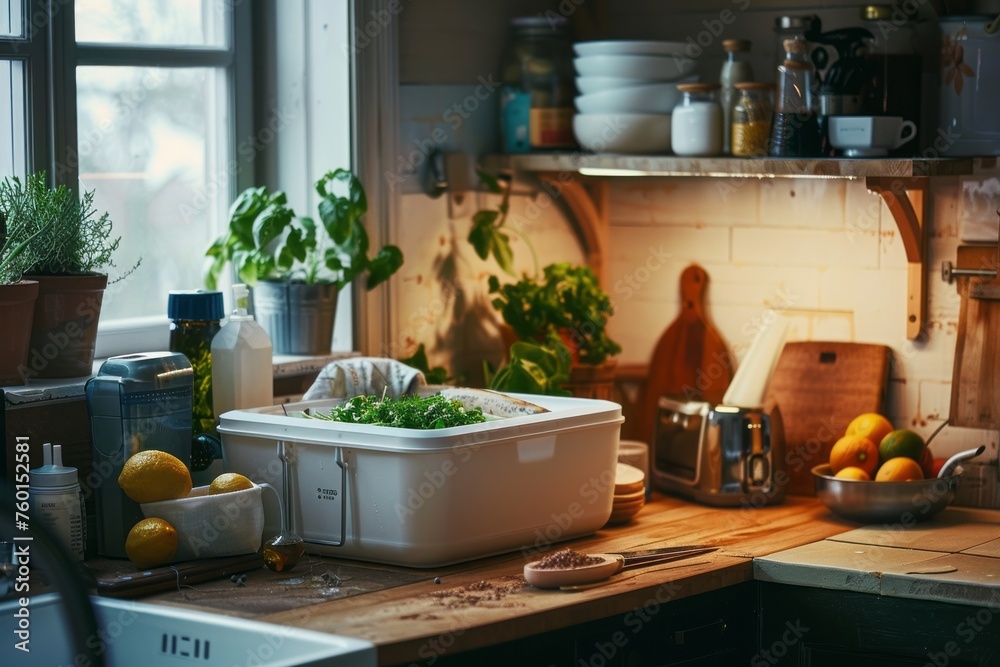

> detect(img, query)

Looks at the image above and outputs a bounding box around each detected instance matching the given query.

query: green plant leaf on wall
[367,245,404,289]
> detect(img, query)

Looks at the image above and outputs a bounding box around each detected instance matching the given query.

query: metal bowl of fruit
[811,463,965,524]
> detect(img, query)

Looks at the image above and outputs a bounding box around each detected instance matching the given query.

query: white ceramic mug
[830,116,916,149]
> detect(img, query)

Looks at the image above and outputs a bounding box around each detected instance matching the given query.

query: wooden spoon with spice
[523,546,716,589]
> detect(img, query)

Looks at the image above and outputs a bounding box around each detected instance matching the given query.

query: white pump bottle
[211,284,274,417]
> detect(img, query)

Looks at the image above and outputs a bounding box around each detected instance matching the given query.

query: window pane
[75,66,230,320]
[0,0,21,38]
[75,0,226,47]
[0,58,26,178]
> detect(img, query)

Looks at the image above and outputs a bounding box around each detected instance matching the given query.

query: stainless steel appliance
[651,396,786,507]
[86,352,194,557]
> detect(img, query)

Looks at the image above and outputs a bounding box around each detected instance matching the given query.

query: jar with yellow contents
[731,82,775,157]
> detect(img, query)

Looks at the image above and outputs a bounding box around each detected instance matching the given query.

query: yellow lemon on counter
[125,518,178,569]
[118,450,192,503]
[209,473,254,495]
[845,413,894,449]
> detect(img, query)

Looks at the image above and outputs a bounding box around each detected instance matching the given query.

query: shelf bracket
[865,177,928,340]
[536,172,609,285]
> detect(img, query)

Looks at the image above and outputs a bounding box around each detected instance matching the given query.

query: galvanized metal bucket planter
[252,281,338,355]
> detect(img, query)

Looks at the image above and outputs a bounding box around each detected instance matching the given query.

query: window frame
[2,0,255,357]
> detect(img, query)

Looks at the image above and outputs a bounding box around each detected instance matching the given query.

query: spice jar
[731,82,774,157]
[499,16,575,152]
[719,39,754,154]
[168,290,224,435]
[671,83,723,157]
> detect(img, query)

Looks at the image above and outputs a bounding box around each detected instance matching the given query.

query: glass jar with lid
[731,82,774,157]
[671,83,723,156]
[720,39,754,154]
[499,16,575,153]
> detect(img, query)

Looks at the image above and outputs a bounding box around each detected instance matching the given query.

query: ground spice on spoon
[532,548,602,570]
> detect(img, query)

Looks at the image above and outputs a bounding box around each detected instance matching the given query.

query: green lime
[879,429,925,463]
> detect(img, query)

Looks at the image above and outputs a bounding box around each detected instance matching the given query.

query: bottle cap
[229,283,254,321]
[723,39,752,53]
[29,443,79,488]
[168,290,225,322]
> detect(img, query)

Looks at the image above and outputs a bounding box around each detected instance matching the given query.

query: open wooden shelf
[485,153,982,340]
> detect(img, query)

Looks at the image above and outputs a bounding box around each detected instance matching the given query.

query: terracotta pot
[0,280,40,386]
[563,358,618,400]
[24,273,108,379]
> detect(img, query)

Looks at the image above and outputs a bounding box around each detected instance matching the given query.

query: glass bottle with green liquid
[167,290,224,437]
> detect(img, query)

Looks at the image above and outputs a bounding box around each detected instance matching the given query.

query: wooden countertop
[234,494,851,666]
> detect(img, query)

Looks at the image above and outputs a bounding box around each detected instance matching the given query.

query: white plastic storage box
[218,394,623,567]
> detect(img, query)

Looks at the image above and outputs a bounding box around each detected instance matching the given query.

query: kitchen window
[0,0,254,356]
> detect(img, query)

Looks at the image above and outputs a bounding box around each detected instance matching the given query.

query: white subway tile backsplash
[610,177,758,227]
[759,178,846,230]
[732,227,879,268]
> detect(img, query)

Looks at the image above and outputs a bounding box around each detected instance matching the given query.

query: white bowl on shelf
[576,76,660,95]
[574,40,689,57]
[575,80,692,114]
[573,113,672,154]
[574,54,697,80]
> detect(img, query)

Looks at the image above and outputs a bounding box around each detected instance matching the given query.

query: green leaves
[204,169,403,290]
[488,338,572,397]
[468,170,517,277]
[399,343,453,385]
[0,171,132,281]
[489,262,621,367]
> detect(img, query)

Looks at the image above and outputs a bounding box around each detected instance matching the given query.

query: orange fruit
[845,413,894,451]
[879,429,925,463]
[834,466,871,481]
[875,456,925,482]
[829,434,879,476]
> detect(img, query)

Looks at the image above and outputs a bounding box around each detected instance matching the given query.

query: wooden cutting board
[766,341,891,497]
[949,244,1000,429]
[634,264,733,445]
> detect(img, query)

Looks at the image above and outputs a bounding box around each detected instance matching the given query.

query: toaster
[651,396,786,507]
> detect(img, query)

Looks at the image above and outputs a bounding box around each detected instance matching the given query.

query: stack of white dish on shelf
[573,41,697,154]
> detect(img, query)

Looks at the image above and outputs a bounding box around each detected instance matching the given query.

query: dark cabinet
[758,582,1000,667]
[405,582,756,667]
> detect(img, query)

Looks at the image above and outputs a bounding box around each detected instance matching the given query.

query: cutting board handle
[680,264,707,319]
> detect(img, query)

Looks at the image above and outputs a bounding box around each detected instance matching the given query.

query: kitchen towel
[302,356,427,401]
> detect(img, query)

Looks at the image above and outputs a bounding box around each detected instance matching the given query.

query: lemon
[118,450,192,503]
[209,473,254,495]
[879,429,925,463]
[125,518,178,569]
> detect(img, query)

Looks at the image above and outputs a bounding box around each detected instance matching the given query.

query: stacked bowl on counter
[573,41,697,154]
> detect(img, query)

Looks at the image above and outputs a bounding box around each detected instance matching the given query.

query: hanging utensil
[262,441,306,572]
[937,445,986,479]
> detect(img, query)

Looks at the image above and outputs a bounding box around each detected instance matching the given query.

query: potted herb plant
[1,172,133,380]
[470,172,621,397]
[204,168,403,354]
[0,204,45,385]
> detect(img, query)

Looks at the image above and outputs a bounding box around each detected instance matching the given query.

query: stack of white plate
[573,41,697,154]
[605,462,646,525]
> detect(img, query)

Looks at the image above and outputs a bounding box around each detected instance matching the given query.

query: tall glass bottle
[719,39,754,155]
[499,17,575,153]
[168,290,224,436]
[768,38,822,158]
